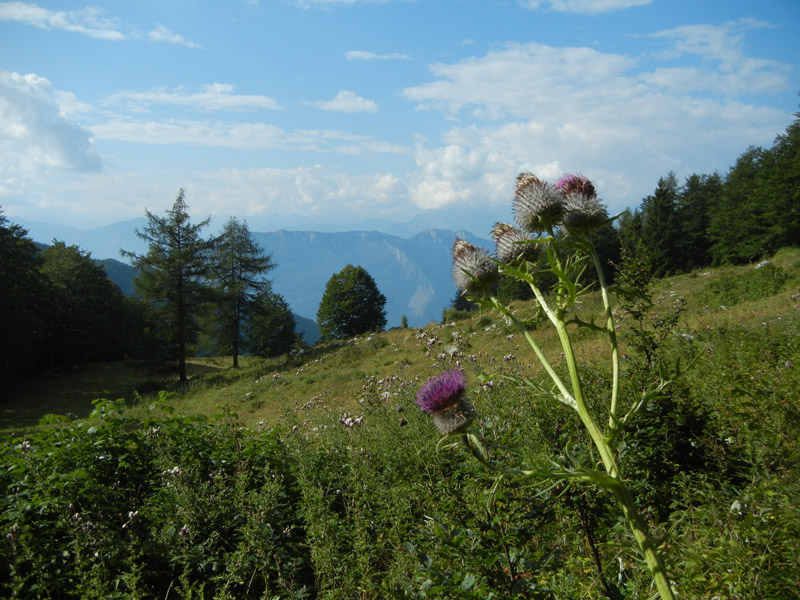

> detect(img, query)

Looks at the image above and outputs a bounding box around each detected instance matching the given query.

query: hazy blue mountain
[253,229,491,328]
[16,217,149,260]
[21,215,492,331]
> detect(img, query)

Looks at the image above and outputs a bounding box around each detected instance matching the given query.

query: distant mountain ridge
[19,217,492,332]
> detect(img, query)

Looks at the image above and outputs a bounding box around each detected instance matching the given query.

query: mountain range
[17,217,493,342]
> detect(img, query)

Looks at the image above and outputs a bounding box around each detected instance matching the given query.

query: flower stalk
[420,173,678,599]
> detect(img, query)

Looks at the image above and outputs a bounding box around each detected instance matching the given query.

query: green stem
[588,246,621,436]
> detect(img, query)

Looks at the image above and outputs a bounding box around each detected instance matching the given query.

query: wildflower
[452,238,498,294]
[512,172,564,233]
[556,174,608,233]
[491,222,538,264]
[416,369,476,434]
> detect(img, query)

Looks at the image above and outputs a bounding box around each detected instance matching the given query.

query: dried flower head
[452,238,498,294]
[561,192,608,232]
[416,369,476,434]
[491,222,538,264]
[512,172,565,233]
[555,174,596,199]
[556,174,607,233]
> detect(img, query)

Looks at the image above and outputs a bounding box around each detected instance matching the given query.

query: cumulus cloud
[520,0,652,14]
[309,90,378,113]
[345,50,411,61]
[0,71,102,174]
[0,2,199,46]
[194,166,405,221]
[402,29,792,212]
[106,83,280,112]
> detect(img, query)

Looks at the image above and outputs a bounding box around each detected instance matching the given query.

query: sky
[1,0,798,236]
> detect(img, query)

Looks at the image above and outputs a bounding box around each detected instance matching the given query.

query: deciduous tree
[317,265,386,339]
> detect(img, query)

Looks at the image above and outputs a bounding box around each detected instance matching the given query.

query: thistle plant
[418,172,689,599]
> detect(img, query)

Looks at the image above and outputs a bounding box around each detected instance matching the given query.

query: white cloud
[309,90,378,113]
[520,0,652,14]
[345,50,410,61]
[0,2,200,46]
[106,83,281,112]
[0,71,101,174]
[642,19,790,95]
[145,23,201,49]
[402,36,792,213]
[89,117,406,156]
[0,2,124,39]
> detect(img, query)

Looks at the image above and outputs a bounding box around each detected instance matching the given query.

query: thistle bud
[512,172,565,233]
[491,222,538,264]
[452,238,498,294]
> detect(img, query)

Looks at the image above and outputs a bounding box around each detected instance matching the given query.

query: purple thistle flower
[416,369,476,434]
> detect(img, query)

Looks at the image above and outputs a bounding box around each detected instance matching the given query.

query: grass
[3,247,799,435]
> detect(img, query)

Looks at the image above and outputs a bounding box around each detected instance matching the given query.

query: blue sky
[1,0,798,235]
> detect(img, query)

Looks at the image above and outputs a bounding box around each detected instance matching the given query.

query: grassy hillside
[2,249,799,599]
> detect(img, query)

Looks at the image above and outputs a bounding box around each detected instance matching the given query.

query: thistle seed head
[512,172,565,233]
[452,238,498,294]
[491,222,538,264]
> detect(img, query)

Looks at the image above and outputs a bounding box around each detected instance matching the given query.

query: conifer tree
[210,217,275,367]
[640,173,680,277]
[122,189,213,383]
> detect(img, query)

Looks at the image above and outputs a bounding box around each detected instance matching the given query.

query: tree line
[0,187,390,391]
[0,190,297,389]
[618,110,800,277]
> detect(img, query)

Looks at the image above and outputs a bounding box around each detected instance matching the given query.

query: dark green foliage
[122,190,215,382]
[209,217,276,368]
[247,290,297,357]
[675,172,720,270]
[0,210,48,385]
[316,264,387,339]
[640,172,681,278]
[0,397,312,599]
[39,242,127,369]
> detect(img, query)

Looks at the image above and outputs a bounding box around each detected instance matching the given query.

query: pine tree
[676,173,720,270]
[640,173,680,277]
[317,265,386,339]
[122,189,214,383]
[246,290,296,358]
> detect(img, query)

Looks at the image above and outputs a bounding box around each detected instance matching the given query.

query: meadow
[2,249,799,599]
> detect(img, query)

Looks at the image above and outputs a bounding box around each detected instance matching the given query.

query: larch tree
[210,217,275,368]
[122,189,214,383]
